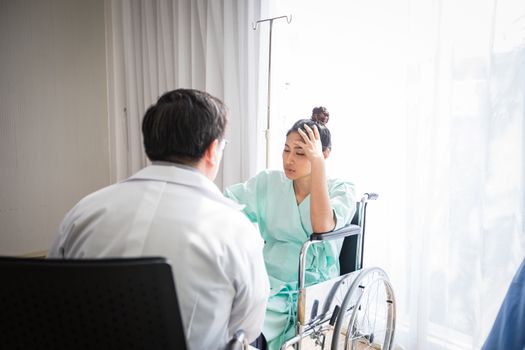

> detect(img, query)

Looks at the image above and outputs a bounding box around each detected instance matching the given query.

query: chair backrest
[0,256,187,350]
[339,200,368,275]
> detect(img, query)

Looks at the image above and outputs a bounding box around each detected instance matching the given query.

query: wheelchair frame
[280,193,396,350]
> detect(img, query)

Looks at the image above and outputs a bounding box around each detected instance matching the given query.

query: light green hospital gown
[225,170,356,350]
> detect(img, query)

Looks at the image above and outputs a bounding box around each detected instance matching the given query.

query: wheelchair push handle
[364,192,379,201]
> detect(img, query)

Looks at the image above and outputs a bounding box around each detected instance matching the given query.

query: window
[265,0,525,348]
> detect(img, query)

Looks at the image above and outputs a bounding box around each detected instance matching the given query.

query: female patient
[225,107,356,350]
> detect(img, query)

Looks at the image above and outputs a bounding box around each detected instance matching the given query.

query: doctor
[49,88,269,350]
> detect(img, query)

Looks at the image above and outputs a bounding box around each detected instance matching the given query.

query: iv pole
[252,15,292,168]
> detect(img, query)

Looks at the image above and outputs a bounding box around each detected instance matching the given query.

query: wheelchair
[277,193,397,350]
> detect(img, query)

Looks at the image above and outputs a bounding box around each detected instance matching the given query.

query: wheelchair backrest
[339,200,367,275]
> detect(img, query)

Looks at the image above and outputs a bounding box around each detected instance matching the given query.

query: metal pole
[265,20,273,168]
[252,15,292,168]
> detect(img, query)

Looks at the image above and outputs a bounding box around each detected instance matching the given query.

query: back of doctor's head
[142,89,227,164]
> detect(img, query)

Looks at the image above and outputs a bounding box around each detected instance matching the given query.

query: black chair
[0,256,187,350]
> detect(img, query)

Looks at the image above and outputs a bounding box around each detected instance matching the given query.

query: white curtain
[401,1,525,348]
[105,0,265,188]
[268,0,525,349]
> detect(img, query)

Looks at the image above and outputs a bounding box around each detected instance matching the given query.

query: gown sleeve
[311,179,357,278]
[329,179,357,230]
[224,172,265,224]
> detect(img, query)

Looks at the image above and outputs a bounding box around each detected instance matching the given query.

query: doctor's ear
[323,149,331,159]
[205,139,220,166]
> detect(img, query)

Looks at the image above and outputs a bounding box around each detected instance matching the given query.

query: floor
[278,324,407,350]
[283,328,384,350]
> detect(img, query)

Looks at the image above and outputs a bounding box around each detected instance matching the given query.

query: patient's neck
[293,176,311,205]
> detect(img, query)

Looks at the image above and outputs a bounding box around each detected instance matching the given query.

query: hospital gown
[225,170,356,350]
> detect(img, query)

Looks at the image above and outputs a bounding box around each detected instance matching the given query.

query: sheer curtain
[105,0,265,187]
[268,0,525,349]
[402,1,525,348]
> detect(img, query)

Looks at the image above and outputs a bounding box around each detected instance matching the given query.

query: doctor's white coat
[49,163,269,350]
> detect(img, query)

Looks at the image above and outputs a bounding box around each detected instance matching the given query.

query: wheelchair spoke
[372,279,380,332]
[331,268,396,350]
[364,284,373,330]
[347,283,391,348]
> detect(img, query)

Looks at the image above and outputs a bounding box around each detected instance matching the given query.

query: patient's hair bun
[311,106,329,125]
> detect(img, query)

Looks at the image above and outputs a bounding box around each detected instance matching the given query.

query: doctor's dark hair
[286,106,332,151]
[142,89,227,163]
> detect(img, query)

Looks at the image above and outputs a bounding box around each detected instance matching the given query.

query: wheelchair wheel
[331,267,396,350]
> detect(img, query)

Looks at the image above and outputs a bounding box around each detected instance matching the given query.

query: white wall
[0,0,109,255]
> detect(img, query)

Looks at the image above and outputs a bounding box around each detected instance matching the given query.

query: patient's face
[282,132,311,180]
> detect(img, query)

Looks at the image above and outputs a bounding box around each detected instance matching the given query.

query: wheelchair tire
[331,267,396,350]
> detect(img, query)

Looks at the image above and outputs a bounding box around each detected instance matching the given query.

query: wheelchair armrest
[310,224,361,241]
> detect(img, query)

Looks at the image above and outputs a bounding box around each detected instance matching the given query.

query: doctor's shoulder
[69,182,123,210]
[59,181,131,227]
[62,182,116,212]
[51,183,121,247]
